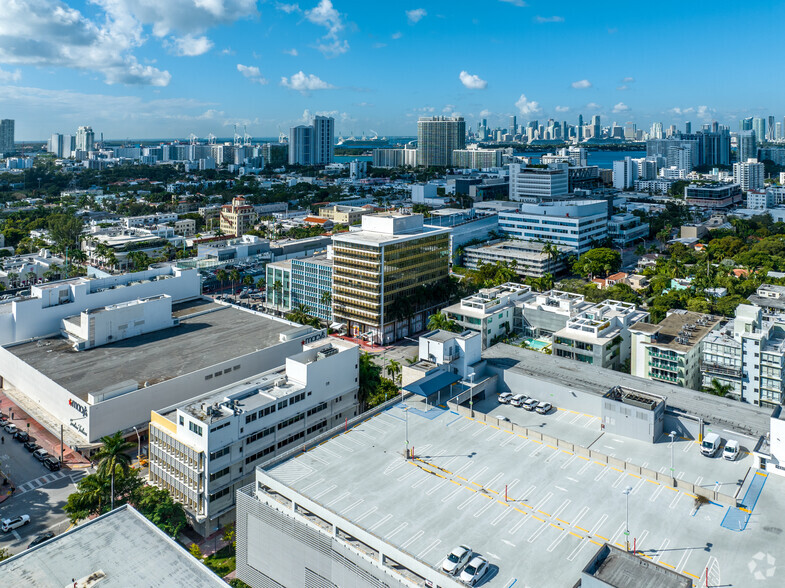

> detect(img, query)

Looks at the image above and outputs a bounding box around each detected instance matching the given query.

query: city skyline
[1,0,785,139]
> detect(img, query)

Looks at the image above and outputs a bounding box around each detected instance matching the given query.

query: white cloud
[237,63,268,84]
[669,107,694,116]
[459,71,487,90]
[586,102,601,110]
[499,0,526,6]
[442,104,456,113]
[479,109,491,117]
[373,42,387,49]
[612,102,630,113]
[616,85,628,91]
[697,105,714,120]
[535,16,564,23]
[0,67,21,83]
[623,76,635,83]
[306,0,349,57]
[406,8,427,24]
[283,48,298,56]
[280,71,334,92]
[391,31,402,39]
[276,2,301,13]
[571,79,592,89]
[515,94,541,116]
[168,34,213,56]
[554,105,570,113]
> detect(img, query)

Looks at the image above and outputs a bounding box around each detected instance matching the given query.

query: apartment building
[317,205,371,226]
[443,283,534,348]
[607,213,649,248]
[148,338,359,534]
[517,290,592,337]
[630,310,723,390]
[749,284,785,314]
[462,240,573,279]
[508,163,569,201]
[701,305,785,407]
[220,196,257,237]
[452,148,504,169]
[684,183,743,209]
[331,213,451,344]
[552,300,649,370]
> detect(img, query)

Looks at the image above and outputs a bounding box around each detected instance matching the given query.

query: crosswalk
[15,468,90,495]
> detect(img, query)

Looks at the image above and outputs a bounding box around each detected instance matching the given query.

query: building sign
[69,398,88,417]
[301,330,327,345]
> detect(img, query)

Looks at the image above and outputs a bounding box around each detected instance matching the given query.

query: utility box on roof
[601,386,665,442]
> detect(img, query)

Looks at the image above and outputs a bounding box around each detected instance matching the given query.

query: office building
[75,125,94,152]
[462,239,573,279]
[318,205,372,225]
[452,148,504,168]
[288,124,314,165]
[734,158,765,191]
[312,115,335,165]
[591,115,601,140]
[149,337,358,534]
[331,213,451,344]
[668,144,693,172]
[740,117,753,131]
[607,213,649,247]
[265,254,333,321]
[701,305,785,407]
[758,147,785,166]
[738,130,757,163]
[753,118,766,145]
[509,115,517,134]
[417,116,466,167]
[684,182,743,208]
[630,310,723,390]
[0,119,14,155]
[220,196,257,237]
[509,163,569,201]
[498,200,608,254]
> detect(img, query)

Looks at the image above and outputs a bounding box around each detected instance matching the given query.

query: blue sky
[1,0,784,139]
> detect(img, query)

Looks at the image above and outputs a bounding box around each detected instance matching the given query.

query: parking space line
[492,506,514,527]
[676,547,693,572]
[561,455,578,470]
[572,506,589,529]
[417,539,441,560]
[682,442,693,453]
[458,489,481,510]
[355,506,377,523]
[532,492,553,515]
[326,491,350,507]
[547,527,569,553]
[611,471,627,488]
[474,497,497,517]
[527,520,549,543]
[589,513,608,538]
[567,538,591,562]
[342,499,364,514]
[649,484,665,503]
[400,530,424,549]
[669,490,683,510]
[653,539,669,563]
[594,466,610,482]
[368,514,392,531]
[442,485,463,503]
[313,484,337,500]
[387,522,409,540]
[630,477,646,495]
[609,521,627,544]
[514,439,530,453]
[508,515,529,535]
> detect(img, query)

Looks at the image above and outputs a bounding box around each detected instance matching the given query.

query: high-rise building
[219,196,258,237]
[753,118,766,145]
[0,119,15,155]
[331,213,450,344]
[667,145,693,172]
[768,116,776,141]
[733,158,765,191]
[288,125,314,165]
[591,115,601,140]
[416,116,466,167]
[738,130,758,163]
[777,122,783,141]
[740,117,753,131]
[650,122,663,139]
[75,126,94,152]
[312,115,334,165]
[685,121,692,134]
[577,114,584,142]
[509,115,517,135]
[613,157,635,190]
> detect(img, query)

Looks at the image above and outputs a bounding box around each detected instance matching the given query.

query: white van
[723,439,740,461]
[700,433,722,457]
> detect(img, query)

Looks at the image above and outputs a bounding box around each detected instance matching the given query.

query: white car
[1,515,30,532]
[523,398,539,411]
[535,402,552,415]
[33,448,49,461]
[441,545,472,575]
[459,555,489,586]
[4,423,17,434]
[497,393,512,404]
[510,394,528,407]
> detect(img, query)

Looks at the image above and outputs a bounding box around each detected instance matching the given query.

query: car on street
[510,394,528,407]
[1,515,30,532]
[33,448,49,461]
[535,402,553,415]
[42,457,61,471]
[28,532,55,548]
[441,545,472,575]
[497,392,512,404]
[459,555,489,586]
[523,398,539,411]
[4,423,17,434]
[14,430,30,442]
[23,441,40,452]
[0,416,7,426]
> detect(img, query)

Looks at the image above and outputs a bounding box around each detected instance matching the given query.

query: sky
[1,0,784,140]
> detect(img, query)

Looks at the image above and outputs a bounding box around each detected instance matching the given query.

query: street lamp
[669,430,677,478]
[133,426,141,466]
[623,485,632,551]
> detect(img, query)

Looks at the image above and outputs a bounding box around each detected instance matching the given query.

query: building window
[209,466,230,482]
[179,416,184,426]
[189,421,203,436]
[210,446,231,461]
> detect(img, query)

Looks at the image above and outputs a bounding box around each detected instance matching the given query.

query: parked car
[510,394,528,407]
[442,545,472,575]
[14,431,30,443]
[28,532,55,548]
[1,515,30,532]
[4,423,18,434]
[723,439,740,461]
[535,402,552,415]
[700,432,722,457]
[23,441,40,453]
[33,448,49,461]
[459,555,489,586]
[523,398,539,411]
[0,416,8,426]
[42,457,61,471]
[497,392,512,404]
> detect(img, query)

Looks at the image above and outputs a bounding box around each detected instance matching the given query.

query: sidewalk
[180,526,230,558]
[0,391,91,468]
[330,333,391,353]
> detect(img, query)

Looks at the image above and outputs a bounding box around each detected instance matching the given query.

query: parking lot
[268,403,785,587]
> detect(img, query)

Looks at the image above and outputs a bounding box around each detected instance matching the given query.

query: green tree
[189,543,203,559]
[287,303,313,325]
[358,352,381,408]
[242,274,253,288]
[385,359,401,385]
[229,269,241,293]
[0,546,10,562]
[48,213,84,251]
[272,280,283,312]
[93,431,134,510]
[427,312,460,332]
[572,248,622,279]
[707,378,733,397]
[134,484,188,537]
[255,278,266,291]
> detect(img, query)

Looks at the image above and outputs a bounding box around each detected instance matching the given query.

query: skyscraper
[577,114,584,142]
[312,115,334,165]
[768,116,776,141]
[591,115,601,140]
[0,119,14,155]
[753,118,766,145]
[685,121,692,134]
[740,117,753,131]
[416,116,466,167]
[738,130,758,163]
[509,115,517,135]
[75,126,94,152]
[288,125,314,165]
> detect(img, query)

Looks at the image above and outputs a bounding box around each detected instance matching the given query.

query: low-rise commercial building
[267,253,334,321]
[607,213,649,248]
[684,183,743,208]
[149,338,358,534]
[317,204,372,225]
[509,163,569,201]
[462,239,573,278]
[630,310,723,390]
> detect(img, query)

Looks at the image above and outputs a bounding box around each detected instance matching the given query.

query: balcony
[648,348,680,362]
[648,360,680,372]
[701,362,742,378]
[651,371,679,384]
[442,352,460,362]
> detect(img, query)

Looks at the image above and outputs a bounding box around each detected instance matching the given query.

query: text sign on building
[69,397,88,417]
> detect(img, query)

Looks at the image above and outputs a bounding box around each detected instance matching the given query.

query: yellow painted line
[519,503,533,509]
[562,450,573,455]
[487,489,498,495]
[531,515,545,523]
[614,542,625,548]
[516,434,527,439]
[685,493,697,499]
[532,439,543,444]
[589,539,602,546]
[556,518,570,525]
[546,444,558,450]
[756,471,767,477]
[449,480,461,486]
[665,486,678,492]
[537,510,551,517]
[684,571,699,579]
[577,455,590,461]
[627,473,641,479]
[568,531,582,538]
[514,508,528,515]
[456,476,468,481]
[594,461,607,467]
[575,526,589,533]
[646,480,659,485]
[596,534,609,541]
[432,473,445,479]
[739,507,750,513]
[610,467,623,472]
[497,500,510,507]
[660,562,676,569]
[550,524,562,530]
[466,487,477,493]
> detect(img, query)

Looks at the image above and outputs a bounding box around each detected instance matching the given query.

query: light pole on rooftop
[623,485,632,552]
[669,430,677,480]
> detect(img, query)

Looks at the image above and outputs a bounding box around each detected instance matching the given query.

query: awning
[403,371,462,397]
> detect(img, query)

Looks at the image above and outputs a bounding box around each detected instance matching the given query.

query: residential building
[612,157,635,190]
[371,146,418,168]
[517,290,592,338]
[552,300,649,370]
[509,163,569,201]
[758,147,785,166]
[124,212,179,228]
[733,158,765,191]
[635,178,675,194]
[331,213,451,343]
[443,283,533,348]
[149,338,358,534]
[701,305,785,407]
[174,218,196,237]
[452,148,504,168]
[312,115,335,165]
[318,204,372,225]
[220,196,257,237]
[288,124,314,165]
[48,132,75,158]
[749,284,785,314]
[75,125,94,152]
[0,119,14,155]
[417,116,466,167]
[738,130,757,163]
[684,182,743,208]
[630,310,723,390]
[462,239,573,279]
[498,200,609,254]
[607,213,649,248]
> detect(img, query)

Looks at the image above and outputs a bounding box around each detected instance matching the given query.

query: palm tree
[26,271,37,286]
[287,303,312,325]
[708,378,733,397]
[216,269,228,292]
[385,359,402,385]
[229,269,241,294]
[93,432,134,510]
[427,312,460,333]
[255,278,265,291]
[242,275,253,288]
[358,352,381,408]
[273,280,283,313]
[7,272,17,288]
